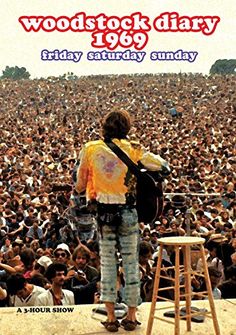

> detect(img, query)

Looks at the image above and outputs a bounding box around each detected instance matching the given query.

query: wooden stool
[146,236,221,335]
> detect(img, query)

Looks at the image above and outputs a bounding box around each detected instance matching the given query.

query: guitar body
[136,170,163,224]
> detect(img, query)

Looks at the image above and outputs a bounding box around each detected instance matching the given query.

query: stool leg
[183,245,192,332]
[146,244,164,335]
[199,245,221,335]
[174,246,180,335]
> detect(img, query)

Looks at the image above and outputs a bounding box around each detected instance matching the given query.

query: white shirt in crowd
[36,289,75,306]
[10,285,46,306]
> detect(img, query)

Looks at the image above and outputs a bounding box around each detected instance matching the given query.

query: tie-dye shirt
[75,139,170,204]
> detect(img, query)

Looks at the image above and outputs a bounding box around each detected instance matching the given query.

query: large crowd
[0,73,235,308]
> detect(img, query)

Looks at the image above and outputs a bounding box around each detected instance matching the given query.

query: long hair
[102,110,131,140]
[72,244,91,262]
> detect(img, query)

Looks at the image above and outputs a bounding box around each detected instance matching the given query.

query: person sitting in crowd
[53,243,71,266]
[36,262,74,306]
[218,264,236,299]
[197,240,225,283]
[65,244,99,304]
[6,273,46,306]
[22,255,52,288]
[192,266,222,300]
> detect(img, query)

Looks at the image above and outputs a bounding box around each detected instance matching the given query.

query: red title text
[18,12,221,50]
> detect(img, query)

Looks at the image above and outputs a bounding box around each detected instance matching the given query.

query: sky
[0,0,235,78]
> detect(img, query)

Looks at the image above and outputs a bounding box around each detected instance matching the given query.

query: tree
[1,66,31,79]
[58,72,78,80]
[210,59,236,75]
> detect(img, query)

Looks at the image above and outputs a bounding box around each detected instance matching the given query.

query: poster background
[0,0,235,78]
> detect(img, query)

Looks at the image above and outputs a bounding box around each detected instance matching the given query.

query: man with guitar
[75,110,170,332]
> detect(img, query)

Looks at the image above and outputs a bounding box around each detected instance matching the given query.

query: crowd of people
[0,73,236,311]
